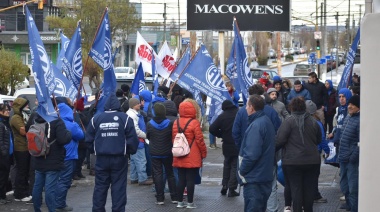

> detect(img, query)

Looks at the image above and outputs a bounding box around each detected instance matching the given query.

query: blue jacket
[237,110,276,184]
[287,87,311,104]
[316,120,329,154]
[229,90,240,107]
[338,112,360,163]
[58,103,84,160]
[233,105,281,149]
[86,94,139,156]
[331,88,352,145]
[140,90,152,113]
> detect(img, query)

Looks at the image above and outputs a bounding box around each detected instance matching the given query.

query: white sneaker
[284,206,291,212]
[186,202,197,209]
[340,195,345,201]
[155,201,164,205]
[5,191,14,196]
[14,196,32,202]
[176,202,186,208]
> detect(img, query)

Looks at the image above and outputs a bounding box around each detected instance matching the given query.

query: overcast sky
[130,0,366,30]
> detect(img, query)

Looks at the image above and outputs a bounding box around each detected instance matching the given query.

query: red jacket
[172,101,207,168]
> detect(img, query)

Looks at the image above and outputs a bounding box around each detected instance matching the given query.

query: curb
[269,58,308,69]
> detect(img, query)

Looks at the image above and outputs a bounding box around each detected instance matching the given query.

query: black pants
[0,156,11,199]
[29,157,35,196]
[177,168,198,203]
[13,151,31,199]
[222,155,238,190]
[151,157,177,202]
[74,148,87,177]
[324,113,335,134]
[93,155,128,212]
[282,164,319,212]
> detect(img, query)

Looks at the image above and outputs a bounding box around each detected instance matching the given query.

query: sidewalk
[1,133,346,211]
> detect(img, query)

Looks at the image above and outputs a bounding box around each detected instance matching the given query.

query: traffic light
[316,40,320,51]
[38,0,44,10]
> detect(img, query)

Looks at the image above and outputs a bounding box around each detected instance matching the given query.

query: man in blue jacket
[339,95,360,212]
[286,80,311,104]
[237,95,276,212]
[86,93,139,212]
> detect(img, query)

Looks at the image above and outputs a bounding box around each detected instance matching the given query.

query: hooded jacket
[34,115,72,172]
[276,111,322,165]
[86,94,139,156]
[147,117,173,156]
[58,103,84,160]
[163,100,178,122]
[325,80,338,116]
[267,88,290,122]
[140,90,153,112]
[237,110,276,184]
[0,115,11,160]
[286,86,311,104]
[209,100,239,157]
[339,112,360,163]
[10,97,29,151]
[304,78,328,109]
[330,88,352,145]
[172,101,207,168]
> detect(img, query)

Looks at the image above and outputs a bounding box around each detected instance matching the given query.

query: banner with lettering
[157,41,175,79]
[135,31,159,74]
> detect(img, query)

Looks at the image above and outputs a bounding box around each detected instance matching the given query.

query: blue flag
[51,61,77,102]
[112,46,120,63]
[62,23,83,90]
[194,89,205,116]
[131,63,146,95]
[56,31,70,71]
[338,28,360,91]
[226,19,253,100]
[25,6,57,122]
[179,44,232,103]
[88,9,117,115]
[152,51,159,96]
[169,45,191,82]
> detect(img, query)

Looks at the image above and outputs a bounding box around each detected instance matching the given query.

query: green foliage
[257,56,268,66]
[0,48,29,95]
[285,54,294,61]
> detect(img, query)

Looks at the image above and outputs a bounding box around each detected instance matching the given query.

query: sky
[130,0,366,30]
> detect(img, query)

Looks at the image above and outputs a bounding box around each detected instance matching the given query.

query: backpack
[27,122,56,157]
[172,119,194,157]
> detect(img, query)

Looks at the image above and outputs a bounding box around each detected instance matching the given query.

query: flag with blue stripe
[25,6,57,122]
[62,23,83,90]
[152,51,159,96]
[56,31,70,71]
[131,63,146,95]
[88,9,117,115]
[51,61,77,102]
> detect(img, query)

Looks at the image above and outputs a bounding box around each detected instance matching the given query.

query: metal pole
[219,32,225,75]
[336,12,339,76]
[352,14,355,44]
[359,5,362,27]
[347,0,351,50]
[163,3,166,42]
[324,0,327,55]
[277,32,282,76]
[177,0,181,53]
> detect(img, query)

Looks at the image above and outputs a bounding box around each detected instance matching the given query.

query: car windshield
[296,64,310,69]
[251,70,263,78]
[114,68,130,73]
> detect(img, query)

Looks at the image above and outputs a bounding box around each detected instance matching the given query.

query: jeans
[151,157,177,202]
[33,171,60,212]
[13,151,31,199]
[267,166,278,212]
[55,160,76,209]
[130,148,148,182]
[282,164,319,212]
[177,168,198,203]
[209,132,215,146]
[243,182,272,212]
[144,143,152,177]
[340,162,359,212]
[93,156,128,212]
[222,155,238,190]
[74,148,87,177]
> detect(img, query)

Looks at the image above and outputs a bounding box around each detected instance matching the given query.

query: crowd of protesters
[0,71,360,212]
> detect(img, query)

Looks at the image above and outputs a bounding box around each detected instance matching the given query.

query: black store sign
[187,0,290,31]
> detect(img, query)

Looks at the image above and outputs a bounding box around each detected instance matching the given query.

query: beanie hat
[273,76,282,82]
[121,84,130,93]
[267,88,277,95]
[338,88,352,104]
[153,103,166,118]
[259,78,268,85]
[305,100,317,114]
[348,95,360,108]
[74,97,85,112]
[129,98,140,109]
[116,89,124,97]
[163,100,178,116]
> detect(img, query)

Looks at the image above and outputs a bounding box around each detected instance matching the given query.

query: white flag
[135,31,158,74]
[173,47,178,61]
[157,41,176,79]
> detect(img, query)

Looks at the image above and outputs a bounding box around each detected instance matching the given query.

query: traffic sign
[314,31,322,39]
[325,55,331,60]
[332,55,337,60]
[318,58,326,64]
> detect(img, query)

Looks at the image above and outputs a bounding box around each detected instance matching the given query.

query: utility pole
[358,4,363,27]
[163,3,167,42]
[177,0,181,55]
[335,12,339,74]
[352,14,355,44]
[324,0,327,55]
[347,0,351,51]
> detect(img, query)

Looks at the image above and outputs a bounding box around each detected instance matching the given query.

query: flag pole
[167,44,190,80]
[75,8,108,110]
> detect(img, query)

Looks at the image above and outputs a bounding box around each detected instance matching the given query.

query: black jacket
[147,117,174,156]
[209,100,239,157]
[163,100,178,122]
[119,97,129,113]
[303,80,328,109]
[34,115,72,172]
[0,116,11,159]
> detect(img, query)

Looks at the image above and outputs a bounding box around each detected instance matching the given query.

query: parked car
[299,48,306,54]
[0,95,16,106]
[13,87,37,109]
[338,52,346,65]
[326,60,337,72]
[288,48,295,55]
[250,68,279,80]
[293,63,315,76]
[293,47,300,55]
[267,49,276,59]
[114,67,135,79]
[281,49,288,57]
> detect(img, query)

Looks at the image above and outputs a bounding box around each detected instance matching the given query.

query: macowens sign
[187,0,290,31]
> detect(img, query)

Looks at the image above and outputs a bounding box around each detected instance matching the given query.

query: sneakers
[340,195,346,201]
[284,206,292,212]
[176,202,186,208]
[139,179,153,185]
[314,197,328,203]
[186,202,197,209]
[15,196,32,202]
[220,185,228,195]
[130,180,138,184]
[171,200,178,204]
[208,144,216,149]
[6,190,14,196]
[155,201,164,205]
[227,190,240,197]
[56,206,74,211]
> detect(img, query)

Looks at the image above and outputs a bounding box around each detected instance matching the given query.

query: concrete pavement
[1,133,347,212]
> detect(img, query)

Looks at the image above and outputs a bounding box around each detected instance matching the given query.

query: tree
[46,0,141,90]
[0,48,29,95]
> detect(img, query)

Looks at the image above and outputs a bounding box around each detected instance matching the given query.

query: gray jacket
[269,100,290,122]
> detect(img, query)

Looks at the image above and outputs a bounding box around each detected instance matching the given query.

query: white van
[0,95,16,106]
